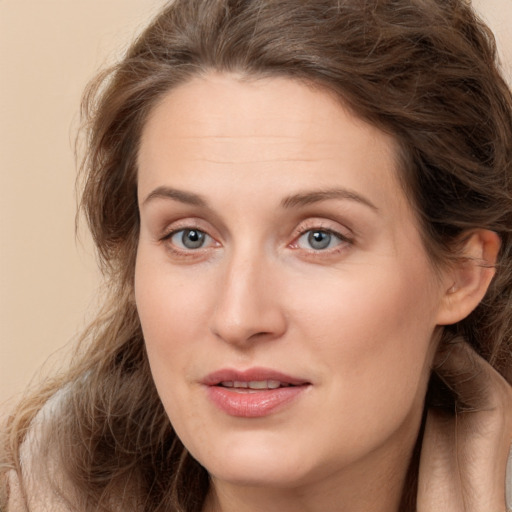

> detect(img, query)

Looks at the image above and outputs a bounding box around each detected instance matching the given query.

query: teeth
[248,381,268,389]
[220,380,285,389]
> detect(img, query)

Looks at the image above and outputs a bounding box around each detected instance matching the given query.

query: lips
[203,368,309,387]
[220,380,286,390]
[202,368,311,417]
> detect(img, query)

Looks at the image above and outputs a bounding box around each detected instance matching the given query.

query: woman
[2,0,512,510]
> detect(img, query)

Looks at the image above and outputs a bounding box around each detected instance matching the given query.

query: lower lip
[206,385,308,418]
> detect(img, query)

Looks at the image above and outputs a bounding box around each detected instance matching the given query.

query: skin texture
[134,74,506,512]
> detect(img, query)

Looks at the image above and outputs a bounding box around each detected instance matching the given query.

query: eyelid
[291,229,350,250]
[165,228,214,249]
[158,219,222,260]
[290,219,353,243]
[288,219,354,256]
[159,218,218,241]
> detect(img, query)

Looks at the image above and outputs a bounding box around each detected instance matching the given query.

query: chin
[192,437,317,488]
[207,460,312,489]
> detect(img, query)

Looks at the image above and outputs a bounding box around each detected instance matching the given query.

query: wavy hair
[2,1,512,511]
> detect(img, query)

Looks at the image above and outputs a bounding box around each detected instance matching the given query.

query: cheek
[300,263,440,416]
[134,253,222,457]
[134,247,212,385]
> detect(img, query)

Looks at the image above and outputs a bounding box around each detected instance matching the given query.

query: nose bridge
[210,243,286,346]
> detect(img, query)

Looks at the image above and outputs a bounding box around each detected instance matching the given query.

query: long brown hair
[2,1,512,510]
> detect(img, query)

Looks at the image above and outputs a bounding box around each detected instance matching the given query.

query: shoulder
[4,468,72,512]
[3,384,138,512]
[3,469,27,512]
[4,389,75,512]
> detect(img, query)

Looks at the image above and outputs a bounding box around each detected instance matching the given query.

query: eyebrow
[142,185,378,211]
[143,186,207,207]
[281,188,378,211]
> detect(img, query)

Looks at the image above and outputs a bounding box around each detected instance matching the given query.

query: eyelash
[160,226,218,259]
[159,222,353,259]
[298,229,350,246]
[290,223,353,257]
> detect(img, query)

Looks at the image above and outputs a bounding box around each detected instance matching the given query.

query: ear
[436,230,501,326]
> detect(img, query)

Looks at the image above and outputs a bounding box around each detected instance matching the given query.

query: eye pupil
[308,230,331,250]
[182,229,205,249]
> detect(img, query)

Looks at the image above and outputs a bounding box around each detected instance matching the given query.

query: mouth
[202,368,311,417]
[203,367,310,389]
[217,380,299,391]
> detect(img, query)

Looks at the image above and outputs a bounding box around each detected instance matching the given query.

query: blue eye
[297,230,343,250]
[170,229,210,249]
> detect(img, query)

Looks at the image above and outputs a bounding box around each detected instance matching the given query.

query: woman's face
[135,74,450,493]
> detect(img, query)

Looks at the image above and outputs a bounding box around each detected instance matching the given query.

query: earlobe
[436,230,501,326]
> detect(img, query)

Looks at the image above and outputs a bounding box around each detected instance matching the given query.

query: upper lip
[202,367,310,386]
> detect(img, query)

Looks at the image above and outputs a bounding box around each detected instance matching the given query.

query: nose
[209,250,287,347]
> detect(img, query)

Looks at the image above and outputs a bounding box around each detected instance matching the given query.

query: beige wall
[1,0,511,406]
[0,0,168,406]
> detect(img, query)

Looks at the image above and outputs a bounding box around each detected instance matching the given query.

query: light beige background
[0,0,169,406]
[1,0,511,406]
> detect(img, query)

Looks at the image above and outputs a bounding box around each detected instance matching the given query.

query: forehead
[137,73,403,208]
